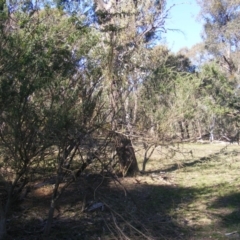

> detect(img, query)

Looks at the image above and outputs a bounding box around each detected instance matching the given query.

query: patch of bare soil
[6,171,189,240]
[6,143,240,239]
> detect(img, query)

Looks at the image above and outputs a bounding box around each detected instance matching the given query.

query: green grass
[135,143,240,239]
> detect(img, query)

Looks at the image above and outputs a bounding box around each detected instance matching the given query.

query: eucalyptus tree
[138,47,200,140]
[197,0,240,76]
[196,0,240,135]
[178,43,210,69]
[90,0,171,175]
[197,62,239,139]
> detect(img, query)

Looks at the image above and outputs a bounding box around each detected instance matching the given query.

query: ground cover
[3,143,240,239]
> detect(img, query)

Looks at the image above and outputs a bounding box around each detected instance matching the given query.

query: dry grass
[3,142,240,239]
[135,142,240,239]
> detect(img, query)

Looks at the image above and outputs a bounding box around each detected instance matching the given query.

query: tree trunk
[0,181,11,240]
[185,121,190,139]
[197,120,202,139]
[44,199,56,236]
[142,143,156,173]
[114,132,139,176]
[0,205,6,240]
[178,121,184,139]
[44,181,60,236]
[132,91,138,125]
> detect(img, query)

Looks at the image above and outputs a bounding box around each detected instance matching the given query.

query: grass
[135,143,240,239]
[2,142,240,239]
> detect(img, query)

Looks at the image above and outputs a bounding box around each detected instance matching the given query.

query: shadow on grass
[142,155,213,174]
[210,192,240,228]
[8,144,237,240]
[6,173,204,240]
[151,147,237,173]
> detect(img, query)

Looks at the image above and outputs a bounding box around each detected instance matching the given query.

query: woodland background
[0,0,239,239]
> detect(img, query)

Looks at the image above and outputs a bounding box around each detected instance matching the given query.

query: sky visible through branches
[164,0,203,52]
